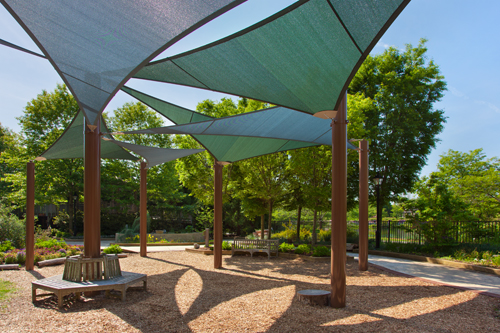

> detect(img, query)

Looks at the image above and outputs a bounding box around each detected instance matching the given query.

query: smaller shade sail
[36,110,138,161]
[103,138,204,168]
[113,104,357,149]
[121,86,355,164]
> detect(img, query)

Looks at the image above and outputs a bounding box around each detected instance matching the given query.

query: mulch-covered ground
[0,251,499,332]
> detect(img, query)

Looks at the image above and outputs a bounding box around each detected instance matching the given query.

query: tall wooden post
[358,140,369,271]
[84,120,101,258]
[331,92,347,308]
[213,162,223,269]
[140,161,147,257]
[25,161,35,271]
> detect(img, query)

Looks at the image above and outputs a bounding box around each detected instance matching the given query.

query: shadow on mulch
[30,253,500,332]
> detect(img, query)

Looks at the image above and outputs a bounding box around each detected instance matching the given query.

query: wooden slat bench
[231,238,279,259]
[32,271,147,309]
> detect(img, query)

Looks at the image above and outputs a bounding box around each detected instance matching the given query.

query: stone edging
[352,249,500,276]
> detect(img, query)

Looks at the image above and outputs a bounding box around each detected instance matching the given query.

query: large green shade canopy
[135,0,409,114]
[1,0,245,125]
[36,111,137,161]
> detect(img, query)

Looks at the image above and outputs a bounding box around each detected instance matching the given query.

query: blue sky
[1,0,499,178]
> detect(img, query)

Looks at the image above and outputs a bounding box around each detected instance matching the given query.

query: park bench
[231,238,279,259]
[32,254,146,308]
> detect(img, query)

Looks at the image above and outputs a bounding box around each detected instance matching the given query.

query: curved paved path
[350,253,500,298]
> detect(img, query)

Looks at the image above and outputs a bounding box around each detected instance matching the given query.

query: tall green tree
[349,39,447,207]
[0,124,22,201]
[105,102,192,229]
[10,84,83,230]
[433,149,500,220]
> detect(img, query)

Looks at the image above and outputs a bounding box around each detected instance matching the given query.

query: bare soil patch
[0,251,499,332]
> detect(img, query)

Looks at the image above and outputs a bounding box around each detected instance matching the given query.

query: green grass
[0,279,16,301]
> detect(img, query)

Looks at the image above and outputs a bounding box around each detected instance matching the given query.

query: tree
[349,39,447,207]
[0,124,22,201]
[433,149,500,220]
[403,174,473,246]
[288,146,331,244]
[232,153,288,238]
[105,102,192,231]
[11,84,83,231]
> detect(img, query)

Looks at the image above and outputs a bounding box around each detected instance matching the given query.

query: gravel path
[0,251,499,332]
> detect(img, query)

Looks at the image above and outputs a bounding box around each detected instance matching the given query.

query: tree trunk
[68,194,74,234]
[268,200,273,239]
[296,206,302,242]
[260,215,265,240]
[312,209,317,245]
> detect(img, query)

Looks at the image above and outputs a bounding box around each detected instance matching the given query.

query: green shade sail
[103,139,204,168]
[135,0,409,114]
[1,0,245,125]
[121,86,356,163]
[36,111,138,161]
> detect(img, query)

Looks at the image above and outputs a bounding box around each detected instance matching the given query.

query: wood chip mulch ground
[1,251,499,332]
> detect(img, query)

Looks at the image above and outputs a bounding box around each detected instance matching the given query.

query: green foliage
[279,242,295,253]
[0,241,13,252]
[102,244,123,254]
[403,174,474,247]
[312,245,331,257]
[221,241,231,251]
[294,244,311,255]
[433,149,500,220]
[318,229,331,242]
[349,39,447,207]
[0,204,25,248]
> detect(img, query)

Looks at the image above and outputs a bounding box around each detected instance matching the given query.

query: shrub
[312,246,331,257]
[318,230,331,242]
[0,241,14,252]
[4,253,16,264]
[279,242,295,253]
[0,205,25,249]
[222,241,232,250]
[102,244,123,254]
[16,251,26,264]
[294,244,311,255]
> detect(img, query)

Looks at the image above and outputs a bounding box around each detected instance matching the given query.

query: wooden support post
[331,92,347,308]
[140,161,147,257]
[84,119,101,258]
[358,140,369,271]
[25,161,35,271]
[213,162,223,269]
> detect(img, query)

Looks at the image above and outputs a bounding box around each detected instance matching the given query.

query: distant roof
[135,0,409,114]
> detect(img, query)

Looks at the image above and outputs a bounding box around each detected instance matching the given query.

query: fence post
[387,220,391,243]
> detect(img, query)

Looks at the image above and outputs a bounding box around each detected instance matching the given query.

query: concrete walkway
[350,253,500,298]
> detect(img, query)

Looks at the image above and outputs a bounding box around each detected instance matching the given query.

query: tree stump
[297,289,331,306]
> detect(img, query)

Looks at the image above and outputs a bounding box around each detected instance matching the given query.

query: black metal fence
[363,220,500,245]
[275,220,500,245]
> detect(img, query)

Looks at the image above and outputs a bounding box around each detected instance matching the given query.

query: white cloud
[475,100,500,113]
[448,86,468,99]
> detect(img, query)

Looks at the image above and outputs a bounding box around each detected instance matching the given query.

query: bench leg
[143,280,147,291]
[75,292,81,301]
[121,287,127,301]
[32,286,37,303]
[58,291,63,309]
